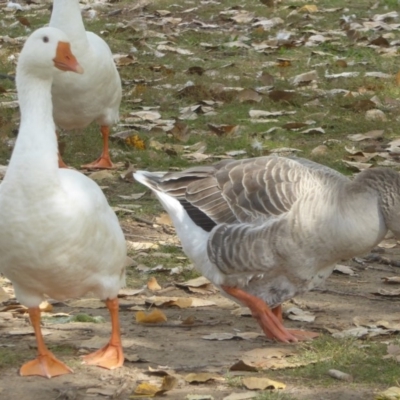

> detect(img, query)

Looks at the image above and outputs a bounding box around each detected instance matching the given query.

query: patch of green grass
[0,347,28,369]
[255,392,297,400]
[70,313,105,323]
[267,336,400,388]
[225,373,243,388]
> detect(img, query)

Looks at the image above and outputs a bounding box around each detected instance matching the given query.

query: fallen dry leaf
[372,289,400,297]
[147,277,162,291]
[382,276,400,284]
[230,347,296,371]
[268,90,295,103]
[237,89,262,103]
[118,288,145,297]
[145,295,216,308]
[334,264,356,276]
[185,372,223,383]
[136,309,167,324]
[300,4,318,12]
[208,124,240,137]
[242,376,285,390]
[285,307,315,323]
[347,130,384,141]
[134,374,178,396]
[175,276,216,294]
[376,386,400,400]
[223,393,257,400]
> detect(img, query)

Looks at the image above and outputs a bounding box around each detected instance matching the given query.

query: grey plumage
[134,155,400,309]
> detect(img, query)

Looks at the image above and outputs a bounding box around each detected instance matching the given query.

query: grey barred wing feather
[140,156,348,231]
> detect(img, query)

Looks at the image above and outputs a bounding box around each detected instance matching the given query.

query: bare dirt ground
[1,220,400,400]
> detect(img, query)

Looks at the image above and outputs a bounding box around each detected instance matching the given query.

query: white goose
[0,27,126,378]
[50,0,122,169]
[134,156,400,342]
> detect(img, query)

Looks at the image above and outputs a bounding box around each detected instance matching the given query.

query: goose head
[17,27,84,80]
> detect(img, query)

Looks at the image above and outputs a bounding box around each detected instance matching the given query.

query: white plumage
[0,27,126,378]
[50,0,122,169]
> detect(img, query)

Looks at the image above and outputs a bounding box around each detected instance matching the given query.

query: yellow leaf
[131,377,176,398]
[396,72,400,87]
[172,298,193,308]
[276,59,291,68]
[147,277,162,291]
[299,4,318,12]
[133,382,162,396]
[242,376,286,390]
[376,387,400,400]
[136,309,167,324]
[185,372,222,383]
[126,134,146,150]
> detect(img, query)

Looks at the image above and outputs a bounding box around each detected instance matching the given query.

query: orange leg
[82,298,124,369]
[272,304,318,340]
[82,125,115,169]
[20,307,73,378]
[222,286,319,343]
[272,305,283,322]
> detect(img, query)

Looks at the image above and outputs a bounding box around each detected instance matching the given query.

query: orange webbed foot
[20,353,73,378]
[82,298,124,369]
[82,156,115,170]
[82,342,124,370]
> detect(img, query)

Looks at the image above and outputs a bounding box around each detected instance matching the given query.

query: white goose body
[0,27,125,377]
[135,157,400,341]
[50,0,121,130]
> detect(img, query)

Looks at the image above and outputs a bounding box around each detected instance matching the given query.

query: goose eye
[43,36,49,43]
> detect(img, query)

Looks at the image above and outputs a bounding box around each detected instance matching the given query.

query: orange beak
[53,41,84,74]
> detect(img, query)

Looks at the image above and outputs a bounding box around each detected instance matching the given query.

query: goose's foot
[82,298,124,369]
[221,285,297,343]
[272,305,319,341]
[82,125,115,170]
[20,353,73,378]
[20,307,73,378]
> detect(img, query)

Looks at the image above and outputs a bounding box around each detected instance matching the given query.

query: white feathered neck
[6,63,58,186]
[50,0,87,44]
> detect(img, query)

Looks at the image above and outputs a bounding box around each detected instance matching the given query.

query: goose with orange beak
[0,27,126,378]
[50,0,122,169]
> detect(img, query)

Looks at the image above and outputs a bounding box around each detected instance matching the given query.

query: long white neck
[5,68,59,187]
[49,0,88,47]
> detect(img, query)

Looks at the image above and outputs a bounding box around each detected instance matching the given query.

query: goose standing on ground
[134,156,400,343]
[50,0,122,169]
[0,27,126,378]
